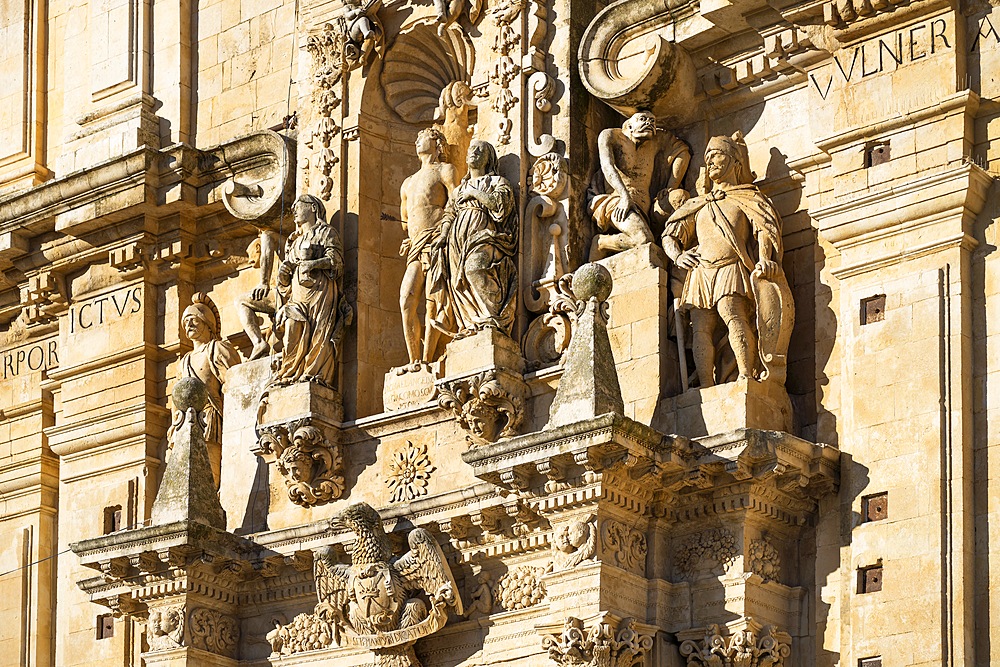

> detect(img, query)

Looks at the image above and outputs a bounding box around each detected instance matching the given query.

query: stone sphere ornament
[173,376,208,412]
[572,262,613,303]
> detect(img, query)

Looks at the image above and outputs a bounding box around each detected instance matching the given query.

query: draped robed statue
[270,194,353,388]
[429,139,518,339]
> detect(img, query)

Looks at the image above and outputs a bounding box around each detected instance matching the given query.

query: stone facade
[1,0,1000,665]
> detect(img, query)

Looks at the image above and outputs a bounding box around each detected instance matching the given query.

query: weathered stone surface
[151,378,227,530]
[3,0,997,662]
[546,263,624,429]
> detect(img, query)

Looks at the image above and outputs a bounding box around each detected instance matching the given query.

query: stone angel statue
[313,502,464,667]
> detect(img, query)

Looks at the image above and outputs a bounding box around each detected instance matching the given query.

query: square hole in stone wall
[861,295,886,325]
[858,564,883,593]
[859,657,882,667]
[865,141,890,167]
[863,492,888,522]
[96,614,114,640]
[103,505,122,534]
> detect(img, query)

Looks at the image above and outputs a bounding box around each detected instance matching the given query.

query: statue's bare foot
[249,340,270,360]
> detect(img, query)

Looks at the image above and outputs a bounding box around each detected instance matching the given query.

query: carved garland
[494,566,547,610]
[674,529,738,579]
[489,0,526,144]
[305,25,345,201]
[257,420,345,507]
[267,611,334,655]
[746,538,780,582]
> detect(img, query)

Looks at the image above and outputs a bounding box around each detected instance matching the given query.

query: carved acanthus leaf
[188,607,240,657]
[600,520,647,575]
[679,622,791,667]
[542,616,654,667]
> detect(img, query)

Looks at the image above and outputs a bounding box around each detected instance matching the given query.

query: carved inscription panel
[59,284,145,367]
[807,13,957,129]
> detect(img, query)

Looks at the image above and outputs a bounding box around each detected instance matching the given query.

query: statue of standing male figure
[397,134,518,368]
[662,131,794,388]
[398,128,458,366]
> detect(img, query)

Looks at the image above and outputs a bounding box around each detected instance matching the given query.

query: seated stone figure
[661,131,794,388]
[587,110,691,260]
[237,227,283,360]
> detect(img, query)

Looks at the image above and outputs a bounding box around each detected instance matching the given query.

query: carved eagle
[314,502,463,647]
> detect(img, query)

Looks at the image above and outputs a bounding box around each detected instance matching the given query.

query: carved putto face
[624,111,656,141]
[464,400,501,442]
[282,450,313,483]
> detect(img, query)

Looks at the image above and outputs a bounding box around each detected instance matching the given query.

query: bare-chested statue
[237,228,283,360]
[398,128,459,365]
[587,110,691,261]
[662,131,793,387]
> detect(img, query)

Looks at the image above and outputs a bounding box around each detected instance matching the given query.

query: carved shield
[751,269,794,384]
[349,563,399,629]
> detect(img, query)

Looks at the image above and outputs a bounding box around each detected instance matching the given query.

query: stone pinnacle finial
[151,377,226,529]
[546,263,625,429]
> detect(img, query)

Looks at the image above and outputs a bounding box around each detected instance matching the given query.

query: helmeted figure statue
[662,131,794,387]
[313,502,464,667]
[169,292,241,488]
[587,110,691,260]
[429,139,518,338]
[270,195,353,388]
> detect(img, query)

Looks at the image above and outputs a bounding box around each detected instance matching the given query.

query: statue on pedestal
[662,131,793,387]
[270,195,353,388]
[429,139,518,338]
[398,128,458,366]
[168,292,240,488]
[587,111,690,260]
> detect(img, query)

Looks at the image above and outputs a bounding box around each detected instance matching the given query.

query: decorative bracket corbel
[255,418,346,508]
[213,130,296,224]
[578,0,698,124]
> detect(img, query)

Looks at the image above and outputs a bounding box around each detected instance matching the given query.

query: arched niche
[344,19,476,418]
